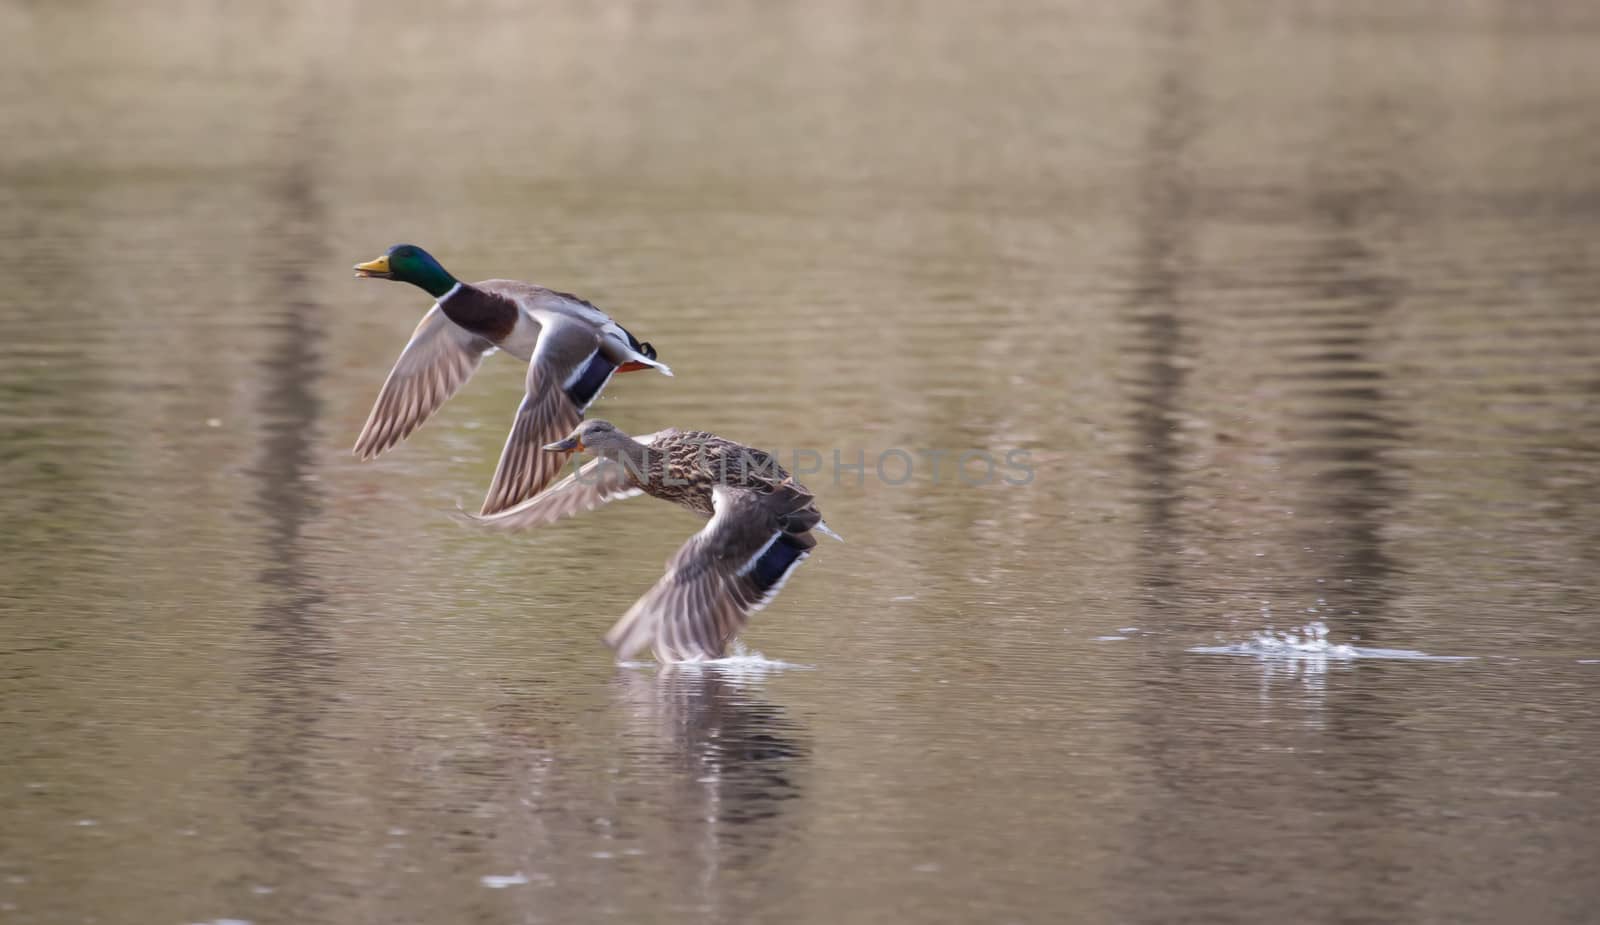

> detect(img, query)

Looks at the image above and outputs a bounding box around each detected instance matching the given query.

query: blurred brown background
[2,2,1599,923]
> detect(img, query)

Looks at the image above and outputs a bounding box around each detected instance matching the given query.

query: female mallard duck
[474,420,840,663]
[352,244,671,514]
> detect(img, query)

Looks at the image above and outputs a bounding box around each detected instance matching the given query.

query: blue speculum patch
[750,534,807,592]
[566,353,618,408]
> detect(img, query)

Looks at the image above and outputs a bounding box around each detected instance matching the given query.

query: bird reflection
[614,666,807,841]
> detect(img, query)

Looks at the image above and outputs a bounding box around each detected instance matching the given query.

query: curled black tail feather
[618,324,657,360]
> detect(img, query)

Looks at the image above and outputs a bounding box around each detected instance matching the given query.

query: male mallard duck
[474,420,840,662]
[352,244,671,514]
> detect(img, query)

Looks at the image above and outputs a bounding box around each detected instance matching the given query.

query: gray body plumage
[353,277,670,515]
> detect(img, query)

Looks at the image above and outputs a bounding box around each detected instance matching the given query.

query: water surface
[3,2,1600,923]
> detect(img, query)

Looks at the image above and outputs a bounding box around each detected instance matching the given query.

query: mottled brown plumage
[473,421,837,662]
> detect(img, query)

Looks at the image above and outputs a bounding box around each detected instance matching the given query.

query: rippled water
[4,2,1600,923]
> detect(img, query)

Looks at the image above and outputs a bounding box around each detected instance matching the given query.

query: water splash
[1190,622,1474,663]
[618,642,813,676]
[672,644,814,677]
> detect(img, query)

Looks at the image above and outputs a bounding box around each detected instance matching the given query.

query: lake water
[3,2,1599,923]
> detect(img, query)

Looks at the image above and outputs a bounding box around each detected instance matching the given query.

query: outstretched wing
[353,306,495,459]
[470,451,653,530]
[605,484,819,662]
[478,317,601,515]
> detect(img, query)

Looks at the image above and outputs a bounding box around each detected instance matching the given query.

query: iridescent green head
[353,244,458,299]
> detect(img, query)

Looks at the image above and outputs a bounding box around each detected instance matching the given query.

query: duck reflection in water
[615,666,808,837]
